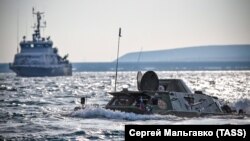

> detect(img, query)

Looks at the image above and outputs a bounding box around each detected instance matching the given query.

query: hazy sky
[0,0,250,63]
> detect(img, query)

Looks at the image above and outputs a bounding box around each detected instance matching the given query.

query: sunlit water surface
[0,71,249,140]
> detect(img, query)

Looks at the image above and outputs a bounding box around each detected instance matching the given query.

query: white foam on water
[70,106,177,121]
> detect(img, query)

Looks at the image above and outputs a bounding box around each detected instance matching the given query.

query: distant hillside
[118,45,250,62]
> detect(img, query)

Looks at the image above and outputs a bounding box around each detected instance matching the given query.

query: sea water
[0,71,249,140]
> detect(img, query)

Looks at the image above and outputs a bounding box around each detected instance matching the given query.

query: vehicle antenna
[114,27,122,92]
[137,47,143,69]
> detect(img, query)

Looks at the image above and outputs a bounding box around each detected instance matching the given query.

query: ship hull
[9,65,72,77]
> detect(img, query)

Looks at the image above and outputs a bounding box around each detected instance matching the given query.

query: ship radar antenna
[32,8,46,41]
[16,8,19,53]
[114,27,122,92]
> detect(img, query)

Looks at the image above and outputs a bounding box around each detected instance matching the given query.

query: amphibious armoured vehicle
[77,71,244,117]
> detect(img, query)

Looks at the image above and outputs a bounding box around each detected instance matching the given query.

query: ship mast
[17,10,19,53]
[32,8,46,41]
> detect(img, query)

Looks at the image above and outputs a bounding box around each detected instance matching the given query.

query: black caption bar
[125,125,250,141]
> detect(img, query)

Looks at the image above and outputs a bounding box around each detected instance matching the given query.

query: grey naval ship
[9,9,72,77]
